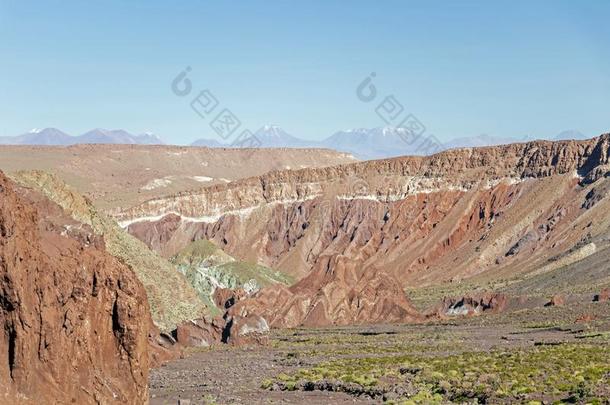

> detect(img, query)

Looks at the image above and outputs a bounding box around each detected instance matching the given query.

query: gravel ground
[149,345,367,404]
[150,300,610,404]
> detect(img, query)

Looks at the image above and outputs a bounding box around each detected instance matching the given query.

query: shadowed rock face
[0,172,150,404]
[214,287,247,309]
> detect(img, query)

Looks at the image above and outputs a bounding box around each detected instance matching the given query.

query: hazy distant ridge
[191,126,589,159]
[0,128,164,145]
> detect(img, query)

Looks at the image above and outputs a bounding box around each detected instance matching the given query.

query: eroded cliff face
[12,170,207,332]
[117,135,609,226]
[117,135,610,327]
[0,172,150,403]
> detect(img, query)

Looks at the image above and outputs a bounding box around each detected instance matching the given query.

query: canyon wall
[117,135,610,326]
[116,135,609,225]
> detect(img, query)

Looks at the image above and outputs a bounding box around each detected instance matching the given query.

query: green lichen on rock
[171,239,294,311]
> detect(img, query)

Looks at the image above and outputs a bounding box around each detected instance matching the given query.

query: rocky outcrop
[0,172,150,403]
[173,311,269,347]
[223,313,270,345]
[214,287,247,309]
[545,294,565,307]
[427,293,508,318]
[172,287,269,347]
[593,288,609,302]
[148,324,182,369]
[174,318,224,347]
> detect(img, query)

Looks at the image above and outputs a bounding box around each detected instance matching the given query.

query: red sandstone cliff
[0,172,150,404]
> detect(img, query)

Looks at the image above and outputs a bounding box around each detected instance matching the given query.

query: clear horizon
[1,1,609,144]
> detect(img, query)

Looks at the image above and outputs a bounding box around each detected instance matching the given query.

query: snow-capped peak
[258,125,287,138]
[261,124,282,132]
[29,128,41,134]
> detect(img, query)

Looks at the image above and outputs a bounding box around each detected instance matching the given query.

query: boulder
[593,288,609,302]
[545,294,565,307]
[173,318,224,347]
[223,313,270,345]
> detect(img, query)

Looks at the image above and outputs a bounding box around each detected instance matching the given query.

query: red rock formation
[545,294,565,307]
[213,287,247,309]
[174,318,224,347]
[172,288,269,347]
[426,292,508,318]
[118,135,610,327]
[148,324,182,368]
[0,172,150,403]
[223,313,270,345]
[172,312,269,347]
[232,256,423,328]
[575,313,597,323]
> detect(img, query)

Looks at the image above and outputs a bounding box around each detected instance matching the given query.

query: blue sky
[1,0,609,144]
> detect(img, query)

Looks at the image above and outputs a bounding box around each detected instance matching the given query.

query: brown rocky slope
[119,135,610,327]
[0,171,150,403]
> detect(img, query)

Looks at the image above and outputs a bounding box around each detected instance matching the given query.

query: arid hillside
[0,144,355,210]
[11,170,207,332]
[117,135,610,326]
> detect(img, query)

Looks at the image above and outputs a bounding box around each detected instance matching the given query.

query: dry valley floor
[150,298,610,404]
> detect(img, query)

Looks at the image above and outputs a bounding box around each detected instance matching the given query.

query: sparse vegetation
[268,343,610,403]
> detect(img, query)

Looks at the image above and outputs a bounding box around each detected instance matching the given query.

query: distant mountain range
[190,126,589,160]
[2,126,589,160]
[0,128,164,145]
[191,126,440,159]
[553,129,588,141]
